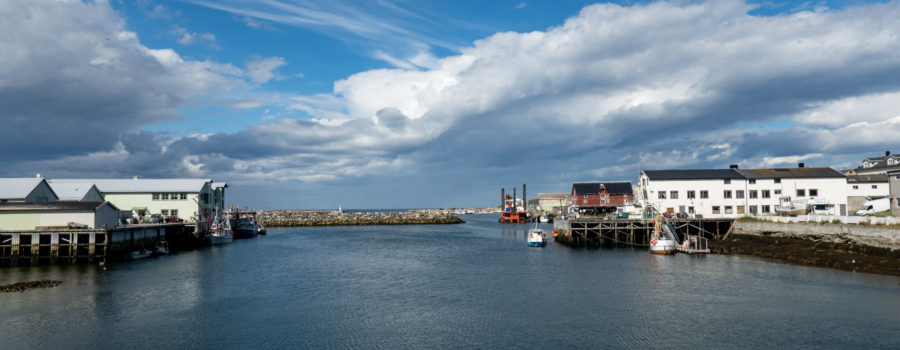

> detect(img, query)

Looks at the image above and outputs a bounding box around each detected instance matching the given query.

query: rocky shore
[260,210,465,227]
[710,234,900,276]
[1,280,63,292]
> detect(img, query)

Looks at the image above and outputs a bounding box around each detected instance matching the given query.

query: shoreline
[710,234,900,276]
[262,210,465,227]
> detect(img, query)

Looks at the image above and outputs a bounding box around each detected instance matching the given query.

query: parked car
[165,216,183,223]
[856,198,890,215]
[149,214,163,223]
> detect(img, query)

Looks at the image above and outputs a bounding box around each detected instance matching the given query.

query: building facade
[49,178,218,222]
[846,175,890,213]
[0,201,119,230]
[640,166,849,217]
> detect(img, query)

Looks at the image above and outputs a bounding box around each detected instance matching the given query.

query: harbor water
[2,214,898,349]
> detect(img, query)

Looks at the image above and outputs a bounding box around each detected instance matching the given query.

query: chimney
[798,163,805,168]
[729,164,739,169]
[35,173,42,178]
[513,187,517,213]
[523,184,527,212]
[501,188,505,208]
[132,176,140,180]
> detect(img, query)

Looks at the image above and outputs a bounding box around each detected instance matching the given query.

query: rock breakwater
[260,210,465,227]
[1,280,63,292]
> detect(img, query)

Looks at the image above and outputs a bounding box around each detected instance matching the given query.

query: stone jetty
[1,280,63,292]
[259,210,465,227]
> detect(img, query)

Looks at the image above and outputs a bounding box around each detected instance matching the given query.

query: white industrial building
[0,201,119,230]
[49,178,219,222]
[48,182,105,202]
[0,178,59,203]
[639,166,850,218]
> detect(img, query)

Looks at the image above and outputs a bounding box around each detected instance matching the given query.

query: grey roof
[642,169,745,180]
[847,174,889,183]
[739,167,846,179]
[573,182,633,195]
[0,201,117,212]
[49,178,212,193]
[0,178,47,199]
[48,182,99,201]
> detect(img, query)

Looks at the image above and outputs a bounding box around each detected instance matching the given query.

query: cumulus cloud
[171,26,218,47]
[6,0,900,207]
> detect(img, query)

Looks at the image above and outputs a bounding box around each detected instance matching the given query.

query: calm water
[2,214,898,349]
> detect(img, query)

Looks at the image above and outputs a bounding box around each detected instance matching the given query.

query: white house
[0,177,59,203]
[639,166,849,218]
[48,182,105,202]
[639,168,746,217]
[49,178,218,222]
[0,201,119,230]
[846,174,890,213]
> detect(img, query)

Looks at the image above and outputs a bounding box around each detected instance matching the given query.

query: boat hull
[233,229,257,239]
[528,240,546,247]
[209,233,232,245]
[650,239,677,254]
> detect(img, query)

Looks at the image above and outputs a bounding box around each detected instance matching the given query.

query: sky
[1,0,899,209]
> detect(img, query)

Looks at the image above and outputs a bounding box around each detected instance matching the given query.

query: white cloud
[171,25,218,47]
[246,57,288,83]
[515,2,527,9]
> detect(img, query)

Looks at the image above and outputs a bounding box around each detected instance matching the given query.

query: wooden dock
[0,223,197,267]
[559,217,733,248]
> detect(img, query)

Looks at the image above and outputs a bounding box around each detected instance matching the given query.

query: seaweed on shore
[710,234,900,276]
[1,280,63,292]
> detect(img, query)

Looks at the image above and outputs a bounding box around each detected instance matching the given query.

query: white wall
[105,192,201,221]
[640,174,849,218]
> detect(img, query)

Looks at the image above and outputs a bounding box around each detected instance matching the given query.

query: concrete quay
[259,210,465,227]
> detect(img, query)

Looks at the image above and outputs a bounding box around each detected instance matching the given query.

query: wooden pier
[0,223,198,267]
[559,217,733,248]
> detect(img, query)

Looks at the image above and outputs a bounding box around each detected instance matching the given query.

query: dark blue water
[2,214,898,349]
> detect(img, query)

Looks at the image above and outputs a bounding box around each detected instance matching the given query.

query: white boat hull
[650,240,677,254]
[209,230,233,245]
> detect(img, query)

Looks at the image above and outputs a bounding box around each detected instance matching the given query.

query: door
[840,204,846,216]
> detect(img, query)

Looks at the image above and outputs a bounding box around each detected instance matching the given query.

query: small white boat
[528,223,547,247]
[209,213,233,245]
[127,248,152,260]
[650,219,677,255]
[775,196,810,216]
[539,215,550,223]
[152,241,170,255]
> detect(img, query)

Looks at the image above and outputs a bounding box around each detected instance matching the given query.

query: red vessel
[499,185,530,223]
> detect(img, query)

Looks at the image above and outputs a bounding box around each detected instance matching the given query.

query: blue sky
[2,0,899,209]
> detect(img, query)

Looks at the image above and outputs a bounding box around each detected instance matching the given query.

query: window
[774,178,781,183]
[687,191,696,199]
[725,206,733,214]
[152,193,160,200]
[761,205,771,213]
[658,192,666,199]
[670,191,678,199]
[852,185,859,190]
[724,190,732,199]
[688,206,695,214]
[872,185,878,189]
[749,206,758,214]
[700,190,709,199]
[170,209,178,217]
[180,193,187,200]
[762,190,770,198]
[749,179,756,184]
[736,190,745,199]
[749,190,758,198]
[712,206,721,214]
[774,189,782,195]
[161,193,169,200]
[737,206,745,214]
[724,179,731,184]
[809,189,818,197]
[161,209,169,216]
[797,189,806,197]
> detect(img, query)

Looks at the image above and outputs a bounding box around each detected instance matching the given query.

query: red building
[571,182,633,214]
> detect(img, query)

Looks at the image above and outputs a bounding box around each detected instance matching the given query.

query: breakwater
[259,210,465,227]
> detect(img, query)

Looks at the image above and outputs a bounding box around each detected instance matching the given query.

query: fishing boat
[527,223,547,247]
[232,216,258,239]
[775,196,810,216]
[127,248,152,260]
[209,213,233,245]
[649,218,677,255]
[257,219,267,235]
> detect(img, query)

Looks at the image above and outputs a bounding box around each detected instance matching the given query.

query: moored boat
[127,248,152,260]
[152,241,169,255]
[775,196,810,216]
[650,219,677,255]
[209,213,233,245]
[232,217,258,239]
